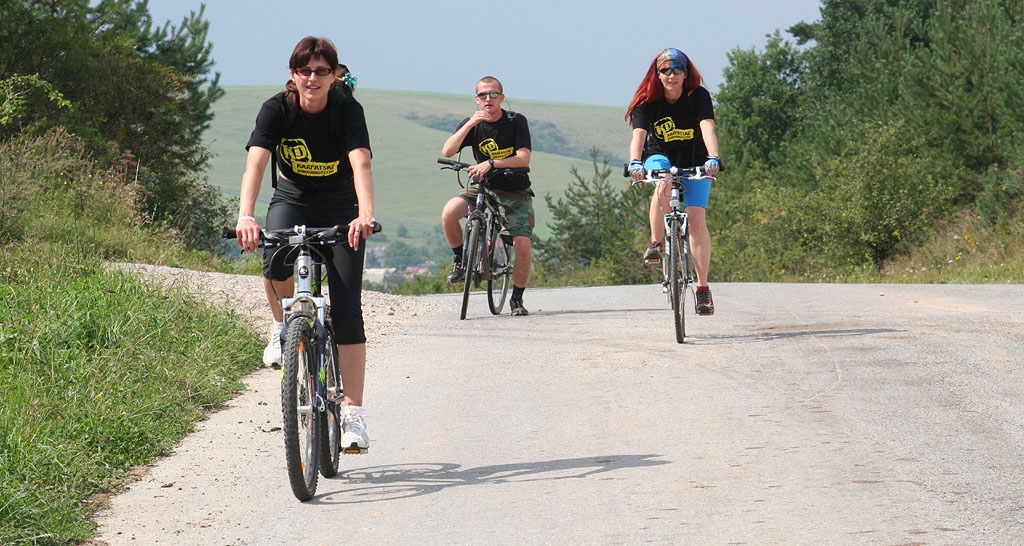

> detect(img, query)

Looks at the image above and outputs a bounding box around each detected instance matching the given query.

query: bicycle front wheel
[281,318,320,501]
[487,225,512,315]
[319,317,341,478]
[669,220,686,344]
[460,217,483,320]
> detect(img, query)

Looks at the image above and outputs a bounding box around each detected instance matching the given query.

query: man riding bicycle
[440,76,535,317]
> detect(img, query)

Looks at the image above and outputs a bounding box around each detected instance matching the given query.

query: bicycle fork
[281,237,329,415]
[662,185,691,291]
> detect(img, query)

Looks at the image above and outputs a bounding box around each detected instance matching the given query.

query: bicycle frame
[279,230,333,415]
[221,221,380,500]
[438,158,517,319]
[662,180,693,290]
[627,165,713,343]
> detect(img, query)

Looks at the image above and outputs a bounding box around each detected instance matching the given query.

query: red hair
[624,52,704,123]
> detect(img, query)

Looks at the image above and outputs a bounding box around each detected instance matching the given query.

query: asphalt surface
[92,283,1024,545]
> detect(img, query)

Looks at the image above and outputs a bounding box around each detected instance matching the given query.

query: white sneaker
[261,322,283,368]
[342,406,369,453]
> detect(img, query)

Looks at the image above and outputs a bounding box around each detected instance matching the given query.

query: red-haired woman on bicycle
[626,48,721,316]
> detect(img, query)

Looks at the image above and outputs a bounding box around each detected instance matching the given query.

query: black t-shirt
[453,109,532,192]
[630,86,715,168]
[246,87,371,203]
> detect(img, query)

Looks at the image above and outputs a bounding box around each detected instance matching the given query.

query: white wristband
[237,215,255,223]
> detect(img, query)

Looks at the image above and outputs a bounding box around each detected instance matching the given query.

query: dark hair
[284,36,341,109]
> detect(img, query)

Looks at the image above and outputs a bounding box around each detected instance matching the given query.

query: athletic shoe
[643,242,663,265]
[342,406,369,453]
[446,257,465,283]
[695,286,715,316]
[261,322,283,368]
[510,299,529,316]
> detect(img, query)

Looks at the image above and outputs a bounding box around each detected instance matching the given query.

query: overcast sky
[146,0,822,106]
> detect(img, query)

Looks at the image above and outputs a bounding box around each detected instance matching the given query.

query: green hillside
[205,87,629,242]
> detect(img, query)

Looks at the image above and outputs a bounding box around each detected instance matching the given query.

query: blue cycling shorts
[644,154,712,209]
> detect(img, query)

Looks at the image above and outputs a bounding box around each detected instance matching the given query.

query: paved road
[93,283,1024,545]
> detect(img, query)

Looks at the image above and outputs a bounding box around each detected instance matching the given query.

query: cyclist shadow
[309,453,669,504]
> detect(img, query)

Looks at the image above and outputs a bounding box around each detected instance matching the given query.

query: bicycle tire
[281,318,320,501]
[487,221,512,315]
[670,220,686,344]
[319,317,341,478]
[460,217,483,320]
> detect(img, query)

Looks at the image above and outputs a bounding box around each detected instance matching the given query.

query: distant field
[205,87,629,243]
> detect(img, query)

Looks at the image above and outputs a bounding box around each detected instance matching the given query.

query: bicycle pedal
[343,445,368,455]
[645,258,661,265]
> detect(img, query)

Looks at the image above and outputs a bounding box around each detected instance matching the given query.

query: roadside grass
[856,207,1024,284]
[0,242,262,546]
[1,130,262,546]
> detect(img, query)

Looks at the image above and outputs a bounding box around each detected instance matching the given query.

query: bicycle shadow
[698,327,904,345]
[309,453,669,504]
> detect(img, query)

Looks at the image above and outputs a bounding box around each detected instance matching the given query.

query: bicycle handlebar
[621,162,715,186]
[221,222,382,248]
[437,157,530,181]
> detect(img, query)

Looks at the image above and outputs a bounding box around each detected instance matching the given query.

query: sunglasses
[476,91,502,99]
[294,66,333,77]
[659,67,686,76]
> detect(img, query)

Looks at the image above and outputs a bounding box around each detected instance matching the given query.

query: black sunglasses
[659,67,686,76]
[294,66,333,77]
[476,91,502,99]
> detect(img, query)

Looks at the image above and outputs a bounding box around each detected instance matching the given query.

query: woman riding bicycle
[626,47,721,316]
[234,36,377,452]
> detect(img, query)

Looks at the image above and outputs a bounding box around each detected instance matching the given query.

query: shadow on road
[309,454,669,504]
[698,327,904,345]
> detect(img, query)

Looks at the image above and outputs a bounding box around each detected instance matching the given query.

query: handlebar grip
[437,158,458,166]
[221,227,237,239]
[369,221,383,234]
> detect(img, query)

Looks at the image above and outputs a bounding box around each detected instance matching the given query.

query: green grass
[0,131,264,546]
[0,242,262,546]
[205,86,631,243]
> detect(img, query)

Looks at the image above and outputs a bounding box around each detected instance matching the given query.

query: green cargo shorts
[456,187,535,238]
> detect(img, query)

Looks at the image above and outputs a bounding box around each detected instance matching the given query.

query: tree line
[530,0,1024,286]
[4,0,1021,284]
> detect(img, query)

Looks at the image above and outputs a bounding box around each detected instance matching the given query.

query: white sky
[146,0,822,106]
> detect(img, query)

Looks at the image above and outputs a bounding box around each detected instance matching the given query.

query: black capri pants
[263,180,367,344]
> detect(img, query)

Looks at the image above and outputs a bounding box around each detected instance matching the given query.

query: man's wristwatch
[488,159,494,168]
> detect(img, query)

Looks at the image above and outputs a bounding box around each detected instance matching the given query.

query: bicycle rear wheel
[487,224,512,315]
[669,220,686,344]
[281,318,320,501]
[319,317,341,478]
[460,217,483,320]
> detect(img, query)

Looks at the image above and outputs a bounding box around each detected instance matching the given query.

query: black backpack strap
[270,146,278,189]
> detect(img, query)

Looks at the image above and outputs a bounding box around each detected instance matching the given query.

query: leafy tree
[900,0,1024,197]
[0,0,228,249]
[717,32,809,172]
[383,240,429,269]
[535,149,654,285]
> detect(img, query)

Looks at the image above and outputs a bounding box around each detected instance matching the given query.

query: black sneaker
[446,257,465,283]
[643,242,662,265]
[695,286,715,316]
[510,299,529,316]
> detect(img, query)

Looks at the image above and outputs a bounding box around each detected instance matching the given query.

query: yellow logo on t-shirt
[280,138,339,177]
[478,138,514,160]
[653,117,694,143]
